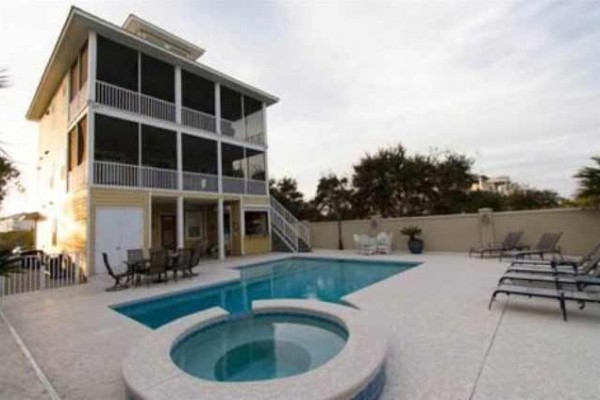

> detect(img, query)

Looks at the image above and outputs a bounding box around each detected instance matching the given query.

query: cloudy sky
[1,0,599,215]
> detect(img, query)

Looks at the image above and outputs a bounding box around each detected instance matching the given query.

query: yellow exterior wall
[88,187,150,274]
[244,235,271,254]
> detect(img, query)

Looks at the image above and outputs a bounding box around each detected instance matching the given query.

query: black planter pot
[408,238,424,254]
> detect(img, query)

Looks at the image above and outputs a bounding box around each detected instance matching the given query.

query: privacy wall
[309,208,600,256]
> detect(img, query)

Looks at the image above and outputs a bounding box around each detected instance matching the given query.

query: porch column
[175,66,182,124]
[177,196,184,249]
[217,198,225,260]
[87,31,97,102]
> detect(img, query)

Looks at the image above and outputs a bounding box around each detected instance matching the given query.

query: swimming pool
[113,257,418,328]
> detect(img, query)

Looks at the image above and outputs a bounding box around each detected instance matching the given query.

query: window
[244,211,269,236]
[220,86,243,139]
[182,134,217,174]
[67,115,87,171]
[141,54,174,102]
[185,211,204,239]
[246,149,266,181]
[97,36,138,91]
[142,125,177,169]
[182,71,215,114]
[244,95,264,142]
[95,114,139,164]
[221,143,245,177]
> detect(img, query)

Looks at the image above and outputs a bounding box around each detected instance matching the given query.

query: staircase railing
[270,197,311,251]
[270,208,299,252]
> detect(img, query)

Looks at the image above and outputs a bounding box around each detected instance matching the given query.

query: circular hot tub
[123,300,388,400]
[171,314,348,382]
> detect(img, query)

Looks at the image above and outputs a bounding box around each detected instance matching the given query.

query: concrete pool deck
[0,251,599,399]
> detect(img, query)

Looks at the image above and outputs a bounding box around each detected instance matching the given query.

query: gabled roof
[26,7,279,121]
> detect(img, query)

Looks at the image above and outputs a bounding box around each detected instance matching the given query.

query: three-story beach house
[26,7,309,275]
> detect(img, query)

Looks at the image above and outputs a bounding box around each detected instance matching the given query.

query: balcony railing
[93,81,266,146]
[67,163,87,192]
[96,81,176,122]
[222,176,245,194]
[247,179,267,195]
[183,171,218,192]
[93,161,265,195]
[181,107,216,133]
[68,80,89,121]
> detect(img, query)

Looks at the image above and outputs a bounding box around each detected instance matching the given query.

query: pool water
[171,314,348,382]
[114,257,417,329]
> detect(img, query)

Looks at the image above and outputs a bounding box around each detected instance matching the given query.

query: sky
[1,0,599,215]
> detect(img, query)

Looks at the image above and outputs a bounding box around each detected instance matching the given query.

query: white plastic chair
[376,232,393,254]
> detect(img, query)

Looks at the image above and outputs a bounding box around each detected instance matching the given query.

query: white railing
[270,197,311,249]
[182,107,216,132]
[183,171,218,192]
[247,179,267,195]
[68,163,87,192]
[94,160,139,187]
[96,81,176,122]
[222,176,246,194]
[141,165,178,190]
[246,133,265,146]
[270,208,299,252]
[68,80,89,121]
[0,252,85,297]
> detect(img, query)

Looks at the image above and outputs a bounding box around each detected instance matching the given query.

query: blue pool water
[171,313,348,382]
[113,257,417,329]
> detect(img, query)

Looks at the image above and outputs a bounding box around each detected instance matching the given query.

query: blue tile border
[352,365,386,400]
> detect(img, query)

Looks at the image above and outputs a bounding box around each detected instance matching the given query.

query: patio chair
[506,240,600,276]
[188,240,207,276]
[468,231,523,258]
[171,248,193,281]
[376,232,393,254]
[489,283,600,321]
[354,234,376,255]
[126,249,149,286]
[138,248,168,286]
[499,250,600,290]
[500,232,563,261]
[101,253,129,291]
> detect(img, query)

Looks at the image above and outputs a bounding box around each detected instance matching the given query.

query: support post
[87,31,97,102]
[217,198,225,260]
[175,66,182,124]
[177,196,184,250]
[176,131,183,190]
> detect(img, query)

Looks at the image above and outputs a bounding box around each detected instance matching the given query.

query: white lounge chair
[376,232,393,254]
[354,234,376,255]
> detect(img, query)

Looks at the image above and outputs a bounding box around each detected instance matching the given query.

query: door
[223,207,232,254]
[160,215,176,250]
[95,207,144,275]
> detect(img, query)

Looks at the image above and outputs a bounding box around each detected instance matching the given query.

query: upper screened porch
[68,35,268,147]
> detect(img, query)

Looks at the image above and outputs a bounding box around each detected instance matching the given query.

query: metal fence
[0,252,86,297]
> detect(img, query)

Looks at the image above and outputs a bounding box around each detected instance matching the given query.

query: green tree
[463,190,506,212]
[269,177,307,218]
[313,174,354,249]
[504,188,561,210]
[574,156,600,207]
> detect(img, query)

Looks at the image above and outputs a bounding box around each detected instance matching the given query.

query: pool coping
[110,255,419,313]
[122,299,388,400]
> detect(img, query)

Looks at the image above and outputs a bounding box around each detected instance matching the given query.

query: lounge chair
[376,232,393,254]
[354,234,376,255]
[506,240,600,276]
[489,283,600,321]
[469,231,523,258]
[102,253,129,291]
[500,232,562,261]
[499,250,600,288]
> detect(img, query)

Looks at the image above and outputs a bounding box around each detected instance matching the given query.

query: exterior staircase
[270,197,312,253]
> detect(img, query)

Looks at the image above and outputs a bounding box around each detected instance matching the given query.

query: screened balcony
[92,114,267,195]
[92,36,266,146]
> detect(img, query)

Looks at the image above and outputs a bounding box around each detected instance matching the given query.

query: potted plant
[400,225,424,254]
